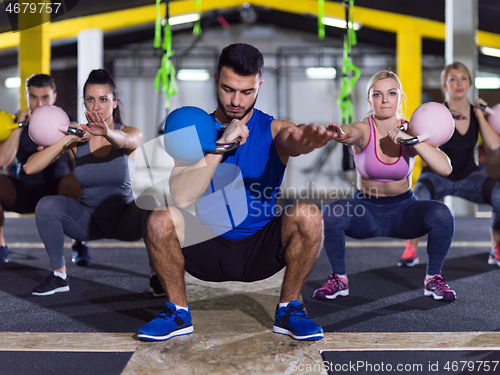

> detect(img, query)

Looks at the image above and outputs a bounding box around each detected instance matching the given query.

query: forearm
[169,153,223,207]
[23,136,71,175]
[103,128,141,151]
[412,143,452,176]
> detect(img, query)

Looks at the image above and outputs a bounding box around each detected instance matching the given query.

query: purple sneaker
[313,273,349,300]
[424,275,456,301]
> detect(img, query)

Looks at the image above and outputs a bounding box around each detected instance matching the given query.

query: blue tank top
[73,123,135,219]
[17,124,72,184]
[195,109,286,240]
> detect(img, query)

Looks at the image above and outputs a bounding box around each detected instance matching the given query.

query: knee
[35,196,60,218]
[284,202,323,234]
[147,207,177,238]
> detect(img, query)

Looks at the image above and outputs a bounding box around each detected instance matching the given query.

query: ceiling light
[475,76,500,89]
[480,46,500,58]
[177,69,210,81]
[168,13,200,26]
[4,77,21,88]
[306,67,337,79]
[321,17,362,31]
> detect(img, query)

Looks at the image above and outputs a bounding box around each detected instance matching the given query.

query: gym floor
[1,208,499,375]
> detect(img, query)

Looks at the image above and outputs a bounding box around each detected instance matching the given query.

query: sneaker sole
[313,289,349,300]
[488,257,500,266]
[148,287,166,298]
[398,258,419,267]
[273,325,324,341]
[424,289,456,301]
[31,286,70,296]
[137,325,194,341]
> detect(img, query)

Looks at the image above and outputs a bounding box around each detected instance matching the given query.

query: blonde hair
[441,61,472,98]
[366,70,406,119]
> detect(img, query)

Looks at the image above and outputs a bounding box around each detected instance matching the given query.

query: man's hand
[286,123,337,151]
[216,119,249,145]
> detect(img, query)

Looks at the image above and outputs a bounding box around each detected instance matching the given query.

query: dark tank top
[73,123,135,218]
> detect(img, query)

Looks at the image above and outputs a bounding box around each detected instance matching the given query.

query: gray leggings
[415,170,500,231]
[35,195,156,270]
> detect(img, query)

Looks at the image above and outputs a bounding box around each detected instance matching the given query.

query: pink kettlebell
[398,102,455,147]
[28,105,83,147]
[479,104,500,134]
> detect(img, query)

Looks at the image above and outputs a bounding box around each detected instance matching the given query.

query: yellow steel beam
[18,5,51,110]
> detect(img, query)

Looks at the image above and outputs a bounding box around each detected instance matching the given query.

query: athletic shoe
[31,274,70,296]
[0,246,8,263]
[488,243,500,266]
[137,303,193,341]
[71,241,92,266]
[273,300,324,341]
[313,273,349,300]
[424,275,456,301]
[398,240,419,267]
[149,273,166,297]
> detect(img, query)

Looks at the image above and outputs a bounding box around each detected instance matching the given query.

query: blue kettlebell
[164,106,241,163]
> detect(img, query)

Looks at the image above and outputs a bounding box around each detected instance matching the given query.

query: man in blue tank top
[137,43,336,342]
[0,74,88,265]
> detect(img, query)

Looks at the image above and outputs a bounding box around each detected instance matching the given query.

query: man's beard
[217,95,257,121]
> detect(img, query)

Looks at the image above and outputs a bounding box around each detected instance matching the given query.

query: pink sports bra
[353,116,414,182]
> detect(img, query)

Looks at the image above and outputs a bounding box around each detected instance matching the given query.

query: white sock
[279,302,289,308]
[425,274,435,281]
[175,304,188,312]
[54,271,67,279]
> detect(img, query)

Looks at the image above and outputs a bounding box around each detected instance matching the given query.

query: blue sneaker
[137,303,193,341]
[71,241,92,266]
[0,246,8,263]
[273,300,324,341]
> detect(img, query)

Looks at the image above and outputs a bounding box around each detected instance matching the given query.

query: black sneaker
[31,274,70,296]
[149,273,166,297]
[71,241,92,266]
[0,246,8,263]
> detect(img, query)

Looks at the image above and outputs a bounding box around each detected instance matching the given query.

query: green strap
[337,0,359,125]
[154,0,178,110]
[317,0,325,40]
[193,0,202,35]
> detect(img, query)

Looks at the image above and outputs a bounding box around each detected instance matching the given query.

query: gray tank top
[74,123,136,218]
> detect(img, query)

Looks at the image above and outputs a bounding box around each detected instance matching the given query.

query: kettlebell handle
[396,124,420,146]
[214,123,242,153]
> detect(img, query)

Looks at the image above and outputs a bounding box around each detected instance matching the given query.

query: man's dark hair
[217,43,264,77]
[25,73,56,92]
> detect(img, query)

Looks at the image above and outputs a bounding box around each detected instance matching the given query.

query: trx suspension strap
[154,0,178,111]
[302,0,359,181]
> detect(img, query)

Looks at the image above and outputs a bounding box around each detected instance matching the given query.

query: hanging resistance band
[193,0,202,35]
[317,0,325,40]
[337,0,360,170]
[154,0,178,110]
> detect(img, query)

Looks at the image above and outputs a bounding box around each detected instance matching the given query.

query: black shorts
[180,209,285,282]
[7,176,60,213]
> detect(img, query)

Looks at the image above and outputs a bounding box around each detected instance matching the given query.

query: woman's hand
[81,111,109,137]
[326,123,354,143]
[388,126,413,145]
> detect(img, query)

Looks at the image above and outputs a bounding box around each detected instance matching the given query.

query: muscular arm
[273,119,336,161]
[23,135,77,175]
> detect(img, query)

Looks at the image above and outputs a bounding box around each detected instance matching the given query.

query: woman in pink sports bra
[314,70,457,302]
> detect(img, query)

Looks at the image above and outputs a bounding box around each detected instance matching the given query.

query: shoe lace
[284,301,310,321]
[325,274,346,289]
[157,304,178,320]
[429,275,451,291]
[401,240,417,258]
